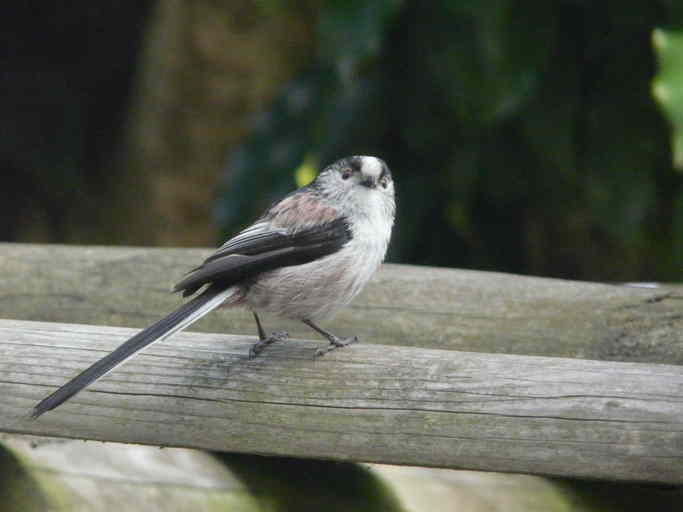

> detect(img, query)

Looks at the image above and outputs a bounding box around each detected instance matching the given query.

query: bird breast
[245,206,392,321]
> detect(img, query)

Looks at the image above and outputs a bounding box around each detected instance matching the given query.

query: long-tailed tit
[32,155,395,418]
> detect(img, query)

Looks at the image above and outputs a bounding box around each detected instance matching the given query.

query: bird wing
[174,193,351,297]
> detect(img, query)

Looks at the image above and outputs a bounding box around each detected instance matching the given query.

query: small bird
[32,155,395,418]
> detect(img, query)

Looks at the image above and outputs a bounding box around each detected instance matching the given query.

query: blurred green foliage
[653,25,683,265]
[652,24,683,268]
[654,28,683,170]
[219,0,683,281]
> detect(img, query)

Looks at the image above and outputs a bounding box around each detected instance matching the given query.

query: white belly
[246,218,391,321]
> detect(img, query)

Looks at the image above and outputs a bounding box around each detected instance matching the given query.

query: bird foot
[315,336,358,357]
[249,331,288,359]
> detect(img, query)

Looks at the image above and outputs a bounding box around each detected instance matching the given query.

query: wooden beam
[3,434,680,512]
[2,319,682,485]
[1,243,682,363]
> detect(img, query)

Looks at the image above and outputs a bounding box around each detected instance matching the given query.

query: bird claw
[249,331,289,359]
[315,335,358,357]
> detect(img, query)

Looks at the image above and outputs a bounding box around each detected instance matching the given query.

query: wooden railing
[1,244,682,510]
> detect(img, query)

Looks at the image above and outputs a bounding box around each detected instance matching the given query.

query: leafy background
[3,0,683,281]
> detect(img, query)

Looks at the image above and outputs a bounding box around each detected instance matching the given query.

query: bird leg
[249,312,288,358]
[301,319,358,356]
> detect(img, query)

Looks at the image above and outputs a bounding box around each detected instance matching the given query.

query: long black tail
[31,285,234,418]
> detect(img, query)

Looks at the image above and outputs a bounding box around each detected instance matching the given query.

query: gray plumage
[32,155,395,418]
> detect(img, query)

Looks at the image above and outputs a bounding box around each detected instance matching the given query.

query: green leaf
[294,154,319,186]
[653,27,683,170]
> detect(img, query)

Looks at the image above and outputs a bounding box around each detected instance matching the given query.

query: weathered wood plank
[1,243,681,363]
[1,319,682,484]
[369,464,683,511]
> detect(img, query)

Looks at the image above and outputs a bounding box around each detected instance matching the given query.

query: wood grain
[2,319,682,484]
[1,243,682,363]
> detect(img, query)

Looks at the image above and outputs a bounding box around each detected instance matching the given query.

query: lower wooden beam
[2,435,681,512]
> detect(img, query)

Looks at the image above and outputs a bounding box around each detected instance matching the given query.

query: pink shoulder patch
[270,194,339,229]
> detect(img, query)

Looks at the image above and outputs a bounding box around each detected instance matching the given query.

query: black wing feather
[174,217,351,297]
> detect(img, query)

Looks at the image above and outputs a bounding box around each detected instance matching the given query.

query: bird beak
[358,155,384,189]
[360,175,378,189]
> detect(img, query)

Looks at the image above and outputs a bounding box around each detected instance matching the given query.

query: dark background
[2,0,683,282]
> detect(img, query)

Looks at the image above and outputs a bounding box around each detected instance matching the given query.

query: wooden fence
[1,243,682,510]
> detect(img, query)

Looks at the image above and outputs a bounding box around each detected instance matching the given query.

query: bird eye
[341,168,352,180]
[380,177,389,189]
